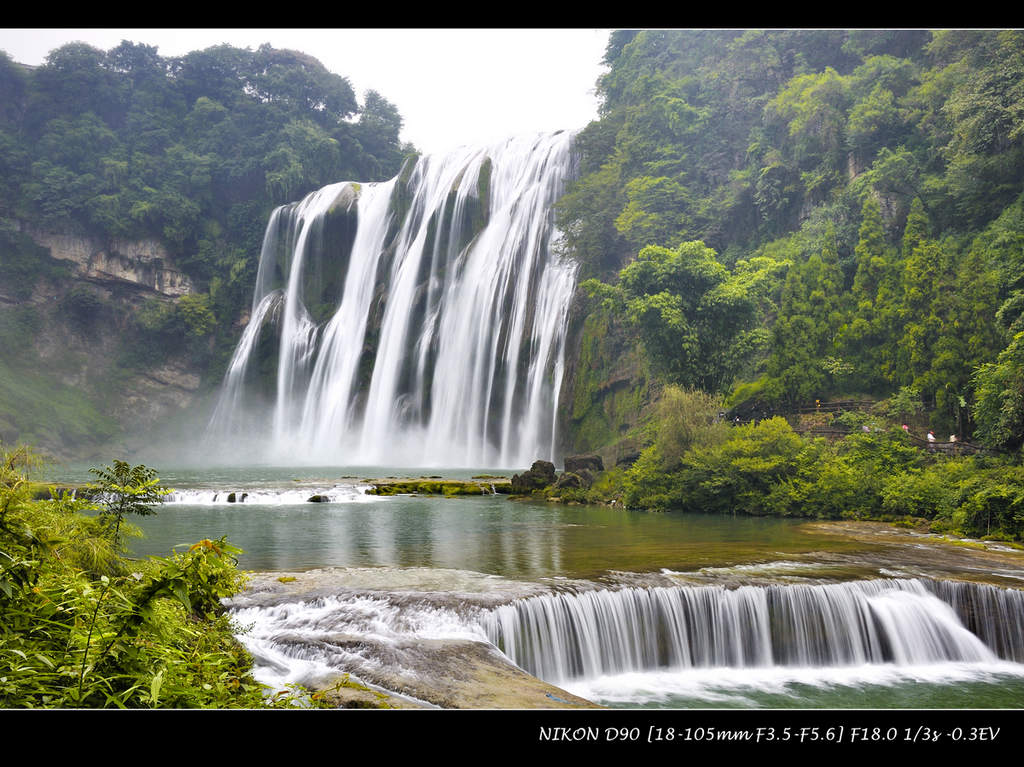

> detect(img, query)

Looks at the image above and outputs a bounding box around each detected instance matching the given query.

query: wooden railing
[791,399,875,414]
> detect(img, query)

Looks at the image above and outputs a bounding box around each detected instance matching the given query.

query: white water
[231,592,487,693]
[207,133,577,468]
[227,576,1024,704]
[561,661,1024,708]
[165,484,377,506]
[481,579,1019,683]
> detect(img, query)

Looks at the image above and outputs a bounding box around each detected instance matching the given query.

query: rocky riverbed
[228,520,1024,709]
[227,566,599,709]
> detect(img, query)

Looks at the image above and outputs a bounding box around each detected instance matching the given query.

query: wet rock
[510,460,556,493]
[308,639,601,710]
[554,471,585,490]
[564,453,604,475]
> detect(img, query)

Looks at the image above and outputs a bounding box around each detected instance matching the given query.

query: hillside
[558,30,1024,456]
[0,41,414,457]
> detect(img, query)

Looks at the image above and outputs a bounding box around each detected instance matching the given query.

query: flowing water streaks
[481,579,1023,683]
[207,133,577,468]
[228,574,1024,706]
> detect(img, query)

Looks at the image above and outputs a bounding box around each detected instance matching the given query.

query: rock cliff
[0,227,207,461]
[27,230,193,297]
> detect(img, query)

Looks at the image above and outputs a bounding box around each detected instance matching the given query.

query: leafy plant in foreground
[1,445,280,708]
[87,460,170,547]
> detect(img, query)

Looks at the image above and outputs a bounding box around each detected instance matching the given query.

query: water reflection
[130,490,847,581]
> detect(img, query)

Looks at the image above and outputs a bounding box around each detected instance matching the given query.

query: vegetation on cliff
[559,30,1024,539]
[561,30,1024,447]
[615,391,1024,542]
[0,41,415,454]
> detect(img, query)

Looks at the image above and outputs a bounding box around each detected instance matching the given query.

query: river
[51,463,1024,710]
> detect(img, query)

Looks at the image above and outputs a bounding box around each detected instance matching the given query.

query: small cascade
[228,590,493,694]
[480,579,1024,683]
[227,575,1024,701]
[206,132,578,468]
[165,483,376,506]
[923,579,1024,663]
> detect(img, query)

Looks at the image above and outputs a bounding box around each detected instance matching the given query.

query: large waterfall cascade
[208,132,578,467]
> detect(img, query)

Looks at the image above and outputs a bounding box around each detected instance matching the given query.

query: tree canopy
[0,40,414,341]
[560,29,1024,447]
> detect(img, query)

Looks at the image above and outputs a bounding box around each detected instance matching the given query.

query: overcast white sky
[0,28,611,156]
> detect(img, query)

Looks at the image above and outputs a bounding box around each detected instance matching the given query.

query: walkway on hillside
[727,400,992,455]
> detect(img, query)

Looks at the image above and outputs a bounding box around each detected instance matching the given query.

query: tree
[763,227,846,403]
[351,89,407,179]
[766,67,850,178]
[248,45,357,127]
[837,195,899,391]
[87,460,169,546]
[617,240,757,390]
[972,332,1024,452]
[29,42,120,127]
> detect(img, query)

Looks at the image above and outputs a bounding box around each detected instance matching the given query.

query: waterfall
[227,576,1024,700]
[923,579,1024,663]
[480,579,1024,683]
[207,132,578,468]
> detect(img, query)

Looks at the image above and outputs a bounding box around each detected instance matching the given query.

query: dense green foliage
[0,40,413,381]
[0,40,415,453]
[561,30,1024,449]
[610,402,1024,541]
[0,446,279,708]
[557,31,1024,538]
[972,333,1024,452]
[1,41,410,243]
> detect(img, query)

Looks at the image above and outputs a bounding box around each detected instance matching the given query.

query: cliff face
[26,230,193,298]
[558,289,655,469]
[0,227,207,461]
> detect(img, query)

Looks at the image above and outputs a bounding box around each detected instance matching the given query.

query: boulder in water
[510,460,556,494]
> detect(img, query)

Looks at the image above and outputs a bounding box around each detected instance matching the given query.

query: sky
[0,28,611,156]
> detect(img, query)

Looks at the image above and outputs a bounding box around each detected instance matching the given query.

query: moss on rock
[365,477,510,496]
[562,297,654,465]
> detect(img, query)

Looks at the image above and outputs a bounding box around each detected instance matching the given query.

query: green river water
[47,463,1024,710]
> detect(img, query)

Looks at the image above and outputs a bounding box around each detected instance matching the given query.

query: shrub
[0,445,275,708]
